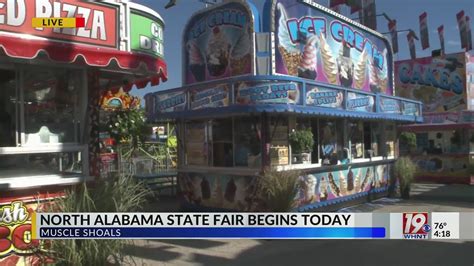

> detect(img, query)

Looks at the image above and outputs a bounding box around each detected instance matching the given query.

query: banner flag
[419,12,430,50]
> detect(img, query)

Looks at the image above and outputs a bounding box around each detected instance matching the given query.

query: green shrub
[107,109,148,145]
[45,175,151,265]
[400,132,416,149]
[167,135,177,148]
[259,169,300,212]
[393,156,417,189]
[289,129,314,154]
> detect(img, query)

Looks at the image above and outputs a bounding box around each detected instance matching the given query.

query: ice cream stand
[0,1,166,263]
[146,0,422,212]
[396,52,474,184]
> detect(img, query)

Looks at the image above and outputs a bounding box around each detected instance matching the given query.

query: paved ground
[125,183,474,266]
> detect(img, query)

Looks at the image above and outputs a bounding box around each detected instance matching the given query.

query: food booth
[396,52,474,184]
[146,0,422,212]
[0,0,166,263]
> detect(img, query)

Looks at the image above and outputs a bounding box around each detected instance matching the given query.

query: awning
[0,33,167,90]
[151,104,422,123]
[400,123,474,131]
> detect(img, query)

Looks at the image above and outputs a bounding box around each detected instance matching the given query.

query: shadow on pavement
[399,199,474,209]
[410,184,474,203]
[122,243,181,263]
[189,239,474,266]
[149,239,226,249]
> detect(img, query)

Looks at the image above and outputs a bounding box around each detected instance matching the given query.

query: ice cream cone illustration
[339,171,348,196]
[304,175,317,203]
[328,172,341,197]
[224,177,237,203]
[360,168,372,192]
[298,35,318,80]
[206,26,231,77]
[231,25,252,75]
[319,176,328,201]
[277,3,301,76]
[354,168,362,193]
[354,49,368,89]
[319,34,338,84]
[188,39,205,82]
[200,177,211,200]
[337,42,355,88]
[213,177,224,207]
[347,167,354,192]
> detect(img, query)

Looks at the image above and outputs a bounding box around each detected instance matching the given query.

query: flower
[115,122,119,126]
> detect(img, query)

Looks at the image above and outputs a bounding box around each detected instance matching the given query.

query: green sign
[130,11,164,58]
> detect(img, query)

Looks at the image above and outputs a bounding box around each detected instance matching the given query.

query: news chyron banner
[28,212,474,240]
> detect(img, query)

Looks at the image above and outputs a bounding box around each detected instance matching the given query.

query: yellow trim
[32,18,78,28]
[31,212,37,239]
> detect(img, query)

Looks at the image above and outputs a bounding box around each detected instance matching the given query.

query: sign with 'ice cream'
[272,0,393,95]
[183,1,255,85]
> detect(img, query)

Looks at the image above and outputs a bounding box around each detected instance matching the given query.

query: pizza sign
[0,0,117,47]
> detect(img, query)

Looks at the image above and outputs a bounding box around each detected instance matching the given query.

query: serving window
[181,114,398,171]
[385,122,396,157]
[349,121,364,159]
[184,120,208,166]
[183,116,262,168]
[0,65,87,180]
[319,119,343,165]
[211,119,233,167]
[269,116,289,166]
[234,117,261,167]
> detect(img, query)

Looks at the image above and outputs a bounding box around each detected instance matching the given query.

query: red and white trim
[0,33,167,90]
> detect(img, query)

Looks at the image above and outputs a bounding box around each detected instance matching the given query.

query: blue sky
[130,0,474,99]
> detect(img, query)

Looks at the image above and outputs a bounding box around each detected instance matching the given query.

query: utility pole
[381,29,419,40]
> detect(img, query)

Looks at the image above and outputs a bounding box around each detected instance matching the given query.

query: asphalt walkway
[126,183,474,266]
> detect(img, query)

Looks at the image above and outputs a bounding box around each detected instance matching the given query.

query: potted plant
[289,129,314,164]
[393,156,417,199]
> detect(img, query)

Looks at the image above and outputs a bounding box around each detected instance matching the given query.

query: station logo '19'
[403,213,430,239]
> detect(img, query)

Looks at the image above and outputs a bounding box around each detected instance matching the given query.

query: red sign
[403,213,430,238]
[0,0,117,48]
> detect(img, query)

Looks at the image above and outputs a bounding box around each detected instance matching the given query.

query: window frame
[0,64,89,180]
[181,114,397,171]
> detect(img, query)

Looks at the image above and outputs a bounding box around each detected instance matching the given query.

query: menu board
[347,92,375,112]
[305,86,344,109]
[190,84,230,110]
[235,81,300,105]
